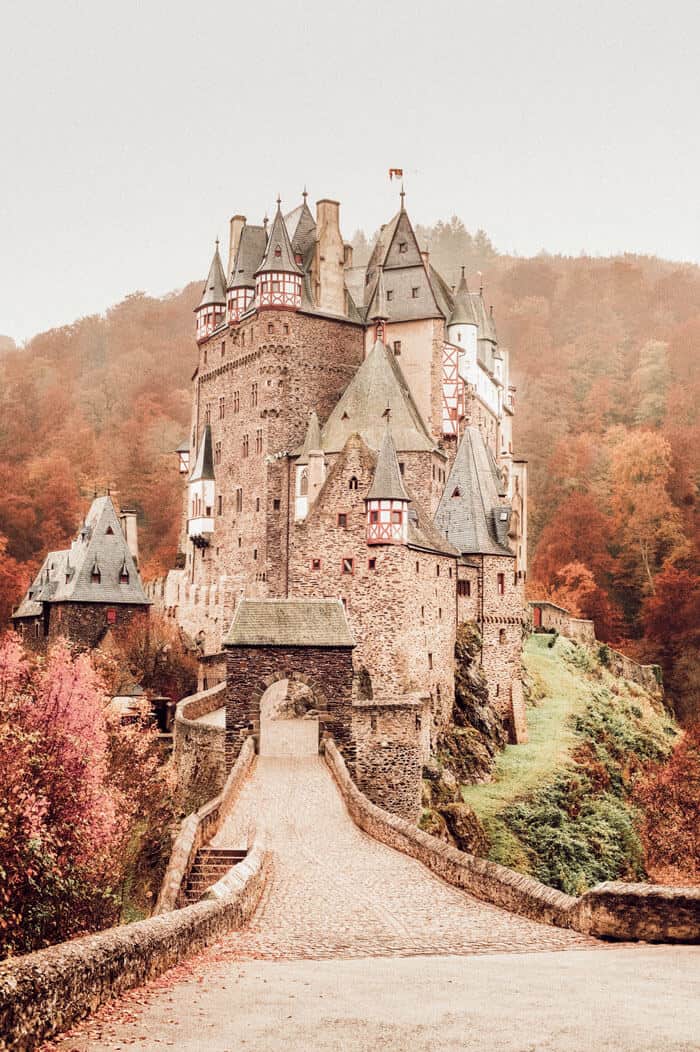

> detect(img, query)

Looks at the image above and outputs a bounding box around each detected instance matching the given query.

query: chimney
[119,509,140,568]
[228,215,246,278]
[313,199,345,316]
[343,242,353,268]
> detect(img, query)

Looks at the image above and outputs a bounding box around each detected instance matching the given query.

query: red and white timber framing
[366,499,408,545]
[256,272,302,310]
[442,341,465,436]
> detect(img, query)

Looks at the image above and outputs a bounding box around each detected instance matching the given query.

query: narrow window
[411,287,419,298]
[215,441,222,465]
[342,557,354,574]
[386,289,393,301]
[457,580,471,597]
[393,340,401,355]
[349,476,359,491]
[236,488,243,513]
[273,498,281,511]
[256,497,260,512]
[256,428,263,453]
[436,565,440,577]
[217,495,223,515]
[337,512,348,528]
[221,340,225,357]
[428,652,433,670]
[268,322,274,334]
[283,323,289,335]
[399,241,407,254]
[368,557,377,571]
[421,605,425,620]
[253,548,258,561]
[498,573,505,596]
[398,461,405,475]
[242,434,249,457]
[416,560,420,574]
[499,628,506,644]
[311,558,322,571]
[219,396,225,419]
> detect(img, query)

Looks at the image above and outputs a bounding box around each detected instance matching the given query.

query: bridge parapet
[324,738,700,943]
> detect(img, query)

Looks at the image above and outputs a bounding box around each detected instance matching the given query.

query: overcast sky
[1,0,699,342]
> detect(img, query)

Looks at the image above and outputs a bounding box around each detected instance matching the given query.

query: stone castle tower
[150,189,529,817]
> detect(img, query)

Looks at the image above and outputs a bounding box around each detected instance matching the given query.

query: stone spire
[197,242,227,309]
[367,423,410,502]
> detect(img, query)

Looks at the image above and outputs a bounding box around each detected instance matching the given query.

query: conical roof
[434,427,513,557]
[256,199,302,276]
[368,266,389,321]
[449,268,479,327]
[198,243,227,308]
[296,411,322,466]
[285,195,317,256]
[320,337,437,454]
[189,424,215,482]
[367,424,410,501]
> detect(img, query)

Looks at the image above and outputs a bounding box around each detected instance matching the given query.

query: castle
[148,189,529,817]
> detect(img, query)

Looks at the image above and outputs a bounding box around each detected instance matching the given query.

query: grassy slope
[462,634,677,891]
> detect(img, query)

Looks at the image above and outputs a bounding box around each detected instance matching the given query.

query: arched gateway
[223,599,356,763]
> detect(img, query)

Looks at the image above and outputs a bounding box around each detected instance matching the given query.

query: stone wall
[0,842,268,1052]
[352,699,425,821]
[157,736,256,914]
[529,601,662,697]
[14,602,148,654]
[324,739,700,942]
[172,682,227,813]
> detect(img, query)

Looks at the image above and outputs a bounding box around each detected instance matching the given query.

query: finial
[382,405,392,421]
[276,193,281,208]
[477,270,483,296]
[302,186,308,202]
[399,183,406,209]
[461,265,466,279]
[215,237,220,249]
[490,305,494,318]
[263,213,269,230]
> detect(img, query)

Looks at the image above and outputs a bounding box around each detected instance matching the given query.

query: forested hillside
[1,219,697,720]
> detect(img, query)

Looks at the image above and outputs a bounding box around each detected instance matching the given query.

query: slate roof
[367,425,410,501]
[296,411,322,466]
[229,224,267,288]
[224,599,354,648]
[189,424,215,482]
[198,244,227,308]
[449,269,479,327]
[12,497,149,616]
[320,338,437,455]
[285,199,317,256]
[256,201,302,276]
[434,427,514,558]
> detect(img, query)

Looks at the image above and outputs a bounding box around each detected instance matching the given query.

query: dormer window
[452,487,461,498]
[274,245,282,258]
[91,564,101,584]
[399,242,407,254]
[386,290,393,301]
[106,526,114,535]
[411,287,419,298]
[119,562,129,584]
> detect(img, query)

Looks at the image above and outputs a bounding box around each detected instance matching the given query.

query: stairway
[184,847,247,903]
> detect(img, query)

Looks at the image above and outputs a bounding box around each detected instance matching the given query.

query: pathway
[209,754,594,959]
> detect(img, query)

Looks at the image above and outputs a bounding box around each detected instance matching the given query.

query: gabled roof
[434,427,514,558]
[224,598,354,648]
[189,424,215,483]
[198,243,227,308]
[367,425,410,501]
[256,200,302,276]
[363,206,442,322]
[12,497,149,614]
[229,224,267,289]
[296,411,322,466]
[285,197,316,257]
[449,269,479,327]
[320,337,437,454]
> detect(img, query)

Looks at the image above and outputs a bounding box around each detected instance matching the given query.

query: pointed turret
[187,425,216,544]
[449,268,479,328]
[366,421,410,545]
[255,198,303,310]
[195,242,227,342]
[368,266,389,342]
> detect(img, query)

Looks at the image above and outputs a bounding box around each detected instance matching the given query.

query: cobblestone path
[211,755,597,959]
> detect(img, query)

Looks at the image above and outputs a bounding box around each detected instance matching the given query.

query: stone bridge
[1,693,698,1051]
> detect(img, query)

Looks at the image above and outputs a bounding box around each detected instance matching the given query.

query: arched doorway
[258,676,320,757]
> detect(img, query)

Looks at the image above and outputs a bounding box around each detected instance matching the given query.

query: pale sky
[1,0,699,343]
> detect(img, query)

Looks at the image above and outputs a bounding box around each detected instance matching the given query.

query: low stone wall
[324,739,700,942]
[173,682,227,812]
[156,736,256,914]
[0,843,269,1052]
[573,882,700,943]
[566,617,596,645]
[604,648,662,698]
[351,700,424,822]
[325,739,577,928]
